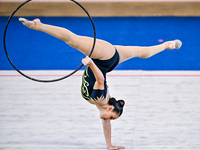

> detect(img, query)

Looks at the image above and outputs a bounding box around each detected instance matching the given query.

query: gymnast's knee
[65,35,79,48]
[139,49,152,59]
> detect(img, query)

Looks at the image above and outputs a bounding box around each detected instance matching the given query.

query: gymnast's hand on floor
[108,145,125,150]
[82,56,93,66]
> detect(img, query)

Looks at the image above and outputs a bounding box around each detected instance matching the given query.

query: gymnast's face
[100,106,119,121]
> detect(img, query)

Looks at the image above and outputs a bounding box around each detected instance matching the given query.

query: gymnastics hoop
[3,0,96,83]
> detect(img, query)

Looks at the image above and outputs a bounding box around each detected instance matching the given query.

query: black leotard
[81,49,119,103]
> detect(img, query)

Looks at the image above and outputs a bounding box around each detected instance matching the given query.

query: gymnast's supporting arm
[102,120,125,150]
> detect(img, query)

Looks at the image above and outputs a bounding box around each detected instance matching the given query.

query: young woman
[19,18,182,150]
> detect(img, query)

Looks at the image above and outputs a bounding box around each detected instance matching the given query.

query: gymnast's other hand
[82,56,93,66]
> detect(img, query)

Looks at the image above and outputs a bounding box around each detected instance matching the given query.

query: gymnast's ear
[108,106,114,111]
[118,100,125,107]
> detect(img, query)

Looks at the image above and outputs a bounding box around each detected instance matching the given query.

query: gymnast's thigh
[115,45,141,63]
[70,35,116,60]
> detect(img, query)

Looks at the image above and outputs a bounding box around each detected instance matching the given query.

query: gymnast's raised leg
[115,39,182,63]
[19,18,182,63]
[19,18,116,61]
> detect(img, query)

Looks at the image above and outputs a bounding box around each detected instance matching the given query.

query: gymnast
[19,18,182,150]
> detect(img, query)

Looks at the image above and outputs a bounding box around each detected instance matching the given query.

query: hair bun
[118,100,125,107]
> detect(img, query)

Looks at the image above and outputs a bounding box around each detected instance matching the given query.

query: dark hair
[108,97,125,117]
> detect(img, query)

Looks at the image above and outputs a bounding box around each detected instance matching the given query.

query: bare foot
[19,18,41,30]
[166,40,182,50]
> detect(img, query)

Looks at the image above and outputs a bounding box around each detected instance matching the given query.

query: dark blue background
[1,17,199,70]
